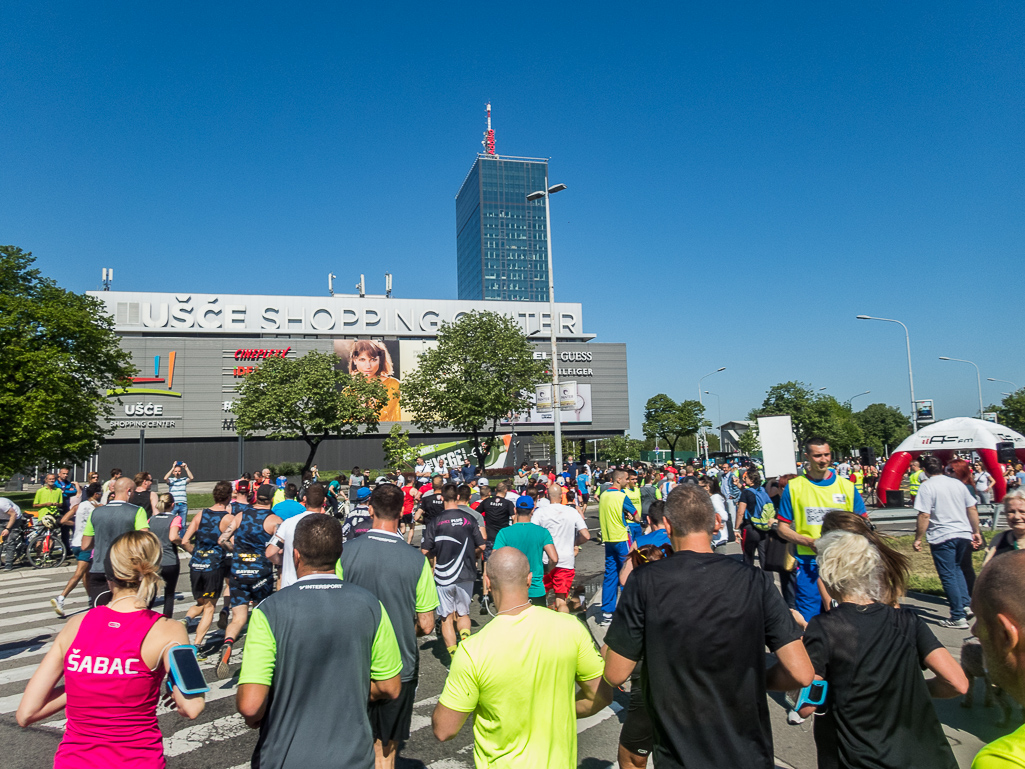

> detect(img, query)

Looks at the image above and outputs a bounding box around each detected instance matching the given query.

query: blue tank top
[189,508,229,572]
[231,505,273,577]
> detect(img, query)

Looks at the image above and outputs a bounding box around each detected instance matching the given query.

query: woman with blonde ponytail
[17,531,205,767]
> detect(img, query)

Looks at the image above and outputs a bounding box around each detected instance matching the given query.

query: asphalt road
[0,505,1009,768]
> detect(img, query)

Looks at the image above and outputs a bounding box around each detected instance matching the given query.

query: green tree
[737,428,761,456]
[598,435,645,463]
[642,394,707,458]
[749,383,865,454]
[853,403,912,454]
[382,424,420,473]
[0,245,136,477]
[233,350,388,473]
[400,311,548,469]
[993,389,1025,434]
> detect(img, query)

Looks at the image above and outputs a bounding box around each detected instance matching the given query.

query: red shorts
[543,567,575,595]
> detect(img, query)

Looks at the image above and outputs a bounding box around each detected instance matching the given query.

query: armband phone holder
[166,644,210,696]
[793,680,828,711]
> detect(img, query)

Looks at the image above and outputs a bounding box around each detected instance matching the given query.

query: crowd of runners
[4,443,1025,768]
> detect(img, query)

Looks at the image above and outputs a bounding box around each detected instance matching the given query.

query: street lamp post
[527,179,567,473]
[939,357,984,418]
[856,316,918,432]
[988,377,1019,391]
[845,390,871,407]
[704,390,721,454]
[698,368,725,465]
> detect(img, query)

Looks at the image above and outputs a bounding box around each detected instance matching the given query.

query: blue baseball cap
[356,486,372,501]
[515,496,535,511]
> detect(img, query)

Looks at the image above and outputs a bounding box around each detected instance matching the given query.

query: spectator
[237,515,402,768]
[432,547,607,766]
[149,493,184,618]
[602,483,813,768]
[163,461,194,517]
[101,468,122,504]
[734,470,775,567]
[336,484,438,769]
[128,472,159,517]
[971,550,1025,767]
[913,455,983,628]
[801,531,966,768]
[459,457,476,484]
[983,489,1025,566]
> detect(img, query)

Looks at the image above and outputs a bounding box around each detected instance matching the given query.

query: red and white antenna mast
[482,102,496,155]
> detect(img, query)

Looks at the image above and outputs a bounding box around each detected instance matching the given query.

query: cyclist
[1,497,26,571]
[17,530,205,765]
[51,483,102,616]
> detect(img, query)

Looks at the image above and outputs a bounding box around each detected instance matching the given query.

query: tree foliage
[598,435,646,464]
[382,424,419,472]
[993,389,1025,435]
[853,403,912,454]
[749,381,865,455]
[233,350,388,473]
[0,245,136,477]
[642,394,708,457]
[400,311,548,469]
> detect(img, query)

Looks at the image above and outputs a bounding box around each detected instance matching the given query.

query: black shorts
[86,572,111,608]
[400,513,414,526]
[579,493,590,504]
[483,540,495,561]
[369,673,417,743]
[229,571,273,608]
[619,684,653,756]
[190,567,226,601]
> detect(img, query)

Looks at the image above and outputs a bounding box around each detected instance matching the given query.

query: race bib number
[833,494,848,504]
[805,507,830,526]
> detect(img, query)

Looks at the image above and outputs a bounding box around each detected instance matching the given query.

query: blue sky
[4,2,1023,436]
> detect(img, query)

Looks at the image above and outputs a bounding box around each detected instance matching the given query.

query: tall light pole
[988,377,1019,391]
[527,179,567,472]
[856,315,918,432]
[698,367,725,465]
[704,391,721,454]
[845,390,871,408]
[939,357,984,418]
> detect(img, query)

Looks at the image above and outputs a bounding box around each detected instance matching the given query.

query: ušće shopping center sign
[88,291,591,340]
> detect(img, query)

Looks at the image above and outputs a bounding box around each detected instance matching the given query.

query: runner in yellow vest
[776,438,867,621]
[598,469,639,625]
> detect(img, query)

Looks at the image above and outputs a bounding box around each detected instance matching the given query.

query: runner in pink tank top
[56,605,166,768]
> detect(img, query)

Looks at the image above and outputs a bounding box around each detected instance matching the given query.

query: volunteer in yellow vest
[776,437,867,621]
[850,466,864,496]
[908,460,925,504]
[598,469,639,626]
[623,472,643,541]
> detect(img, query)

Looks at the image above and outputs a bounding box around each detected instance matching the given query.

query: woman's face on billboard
[353,350,381,376]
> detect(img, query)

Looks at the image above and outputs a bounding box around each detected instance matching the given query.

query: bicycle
[0,514,66,569]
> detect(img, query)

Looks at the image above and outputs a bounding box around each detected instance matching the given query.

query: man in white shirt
[532,485,590,612]
[913,456,982,628]
[266,484,328,589]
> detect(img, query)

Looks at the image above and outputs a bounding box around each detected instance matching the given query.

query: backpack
[748,487,777,531]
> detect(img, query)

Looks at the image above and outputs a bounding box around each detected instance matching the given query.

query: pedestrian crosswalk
[0,557,630,769]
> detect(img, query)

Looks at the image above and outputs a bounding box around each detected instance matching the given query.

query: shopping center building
[87,290,629,478]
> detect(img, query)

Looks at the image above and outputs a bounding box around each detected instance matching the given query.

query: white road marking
[0,583,82,602]
[0,594,87,614]
[0,641,52,665]
[163,713,249,757]
[427,760,472,769]
[576,700,624,733]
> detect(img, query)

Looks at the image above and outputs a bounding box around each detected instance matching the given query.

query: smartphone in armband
[167,645,210,696]
[792,680,828,712]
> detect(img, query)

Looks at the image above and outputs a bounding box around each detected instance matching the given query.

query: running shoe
[216,643,233,679]
[787,709,805,725]
[939,617,969,629]
[50,596,65,618]
[597,612,613,627]
[964,606,974,619]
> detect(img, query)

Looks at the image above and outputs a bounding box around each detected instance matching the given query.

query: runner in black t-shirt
[421,485,484,654]
[477,482,515,545]
[417,476,446,527]
[603,484,812,769]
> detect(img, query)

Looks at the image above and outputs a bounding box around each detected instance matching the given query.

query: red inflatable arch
[877,417,1025,506]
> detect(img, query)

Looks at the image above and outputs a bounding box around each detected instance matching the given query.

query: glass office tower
[456,154,550,301]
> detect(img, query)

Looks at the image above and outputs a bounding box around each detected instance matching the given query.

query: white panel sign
[757,416,798,478]
[559,381,577,410]
[535,384,554,413]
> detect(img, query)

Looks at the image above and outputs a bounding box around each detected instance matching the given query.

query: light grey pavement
[0,502,1014,768]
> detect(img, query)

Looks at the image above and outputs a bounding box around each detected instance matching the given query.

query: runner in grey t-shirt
[80,477,149,608]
